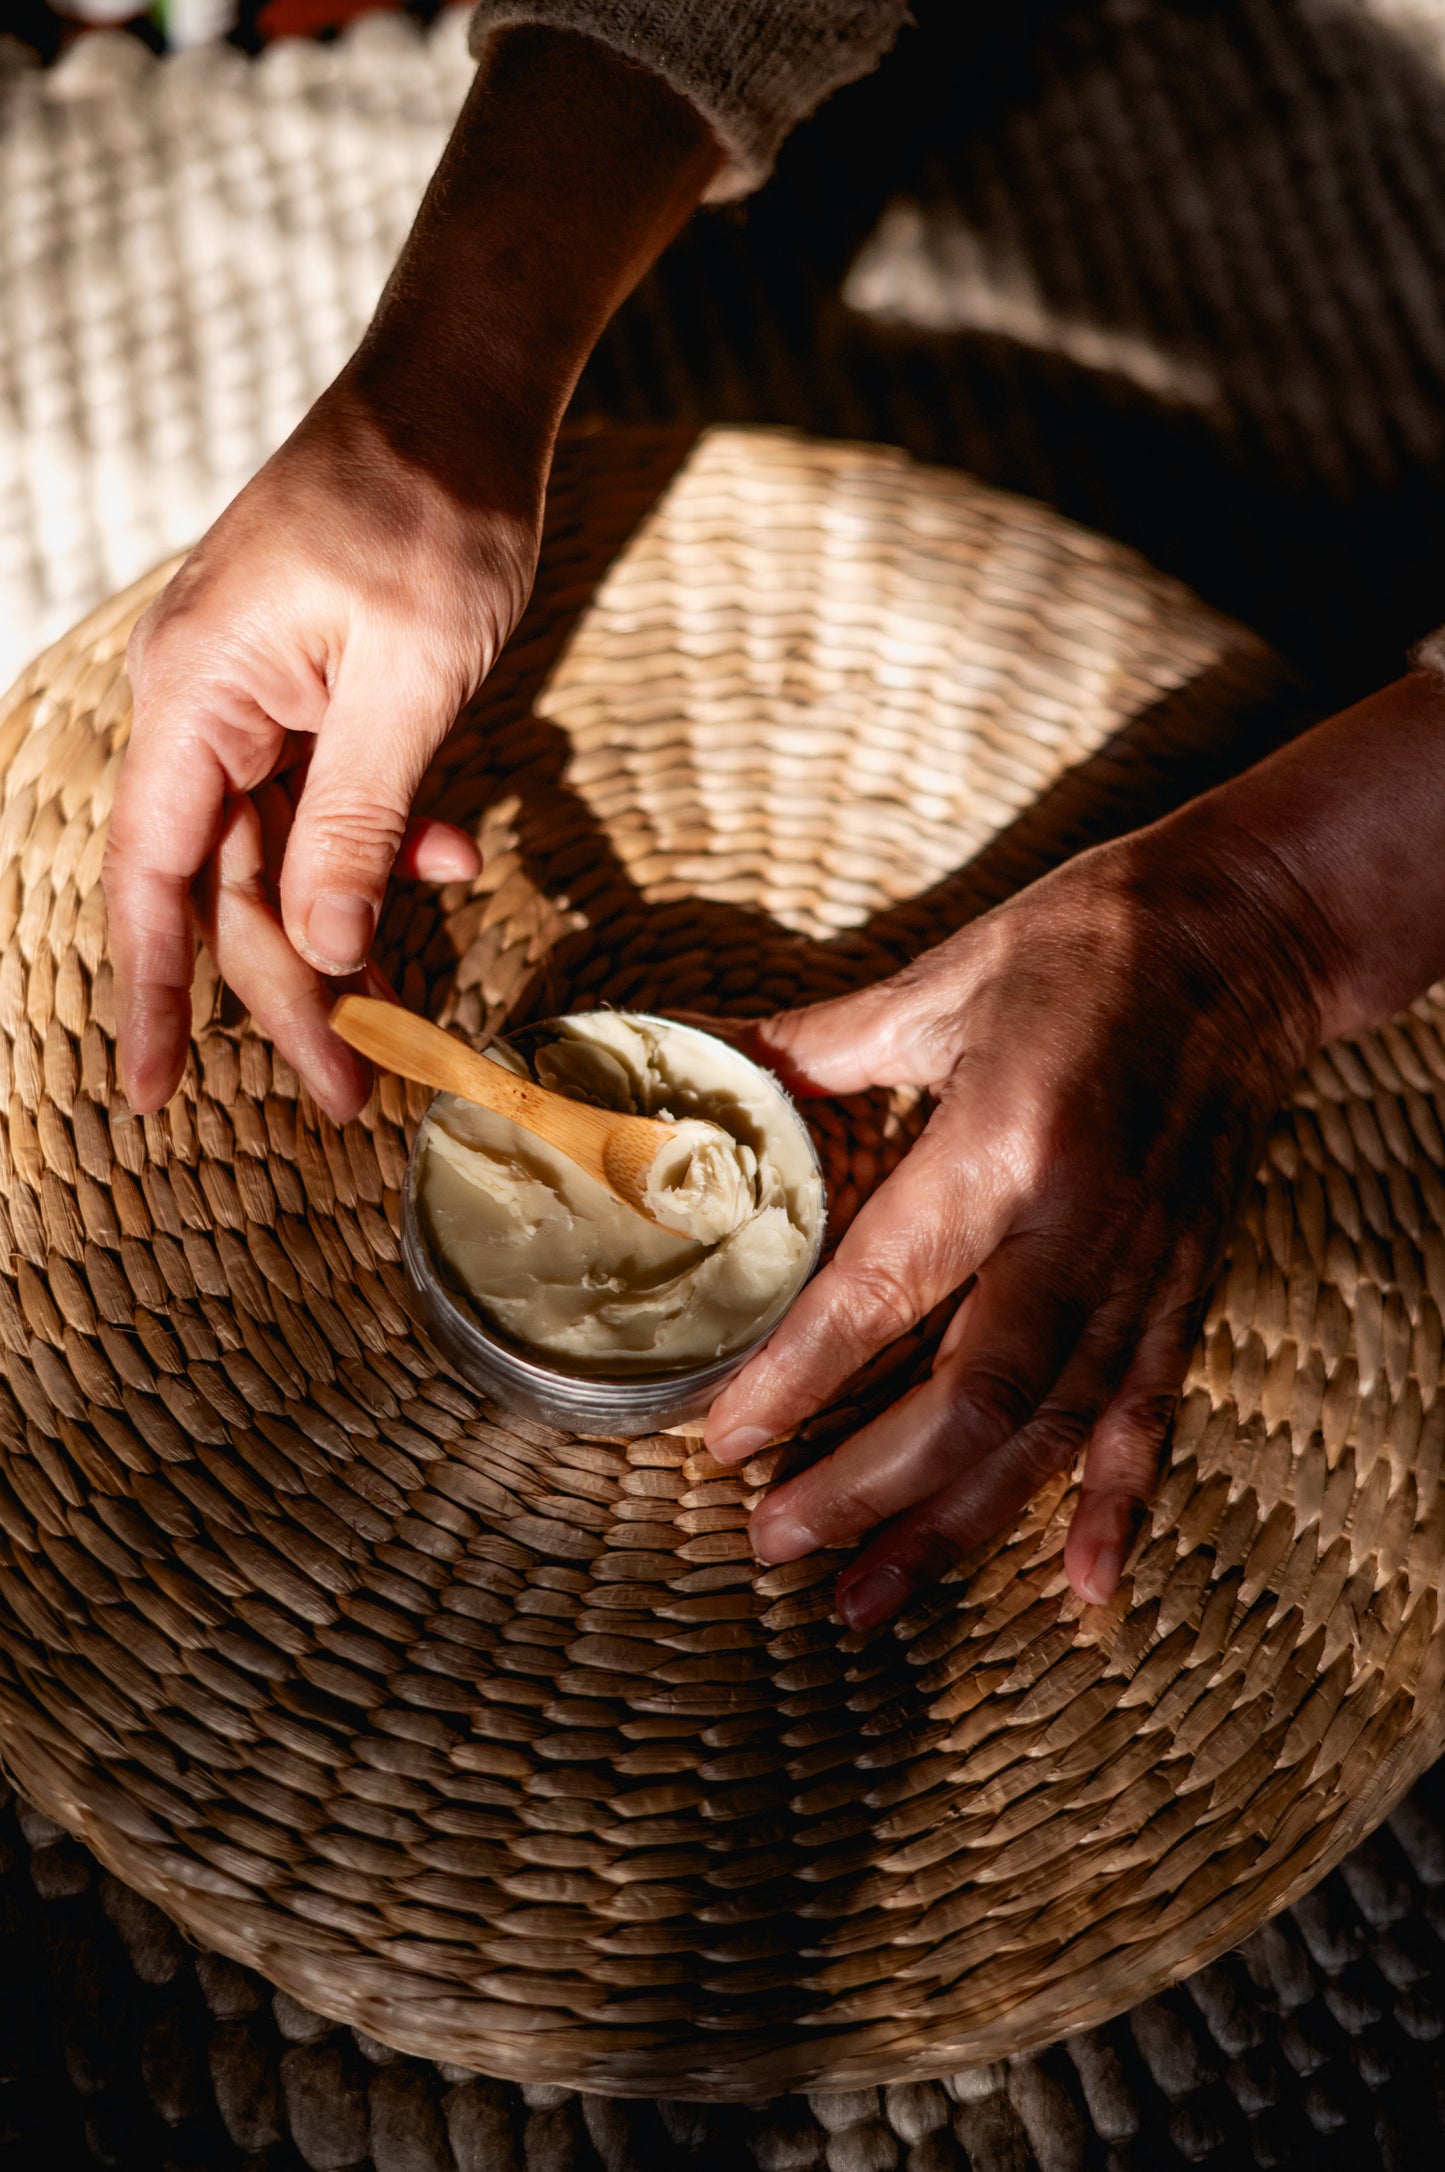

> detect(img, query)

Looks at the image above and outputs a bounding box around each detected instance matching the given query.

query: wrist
[1163,675,1445,1042]
[259,381,541,678]
[324,350,551,538]
[1122,808,1345,1090]
[350,29,718,466]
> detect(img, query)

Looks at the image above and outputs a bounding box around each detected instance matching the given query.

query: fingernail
[836,1564,911,1630]
[750,1503,820,1564]
[307,893,375,974]
[1078,1542,1124,1607]
[707,1425,772,1464]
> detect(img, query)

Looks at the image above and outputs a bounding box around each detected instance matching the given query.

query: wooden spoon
[330,995,678,1226]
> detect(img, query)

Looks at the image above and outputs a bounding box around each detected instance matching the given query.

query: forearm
[344,27,721,486]
[468,0,910,201]
[1165,672,1445,1044]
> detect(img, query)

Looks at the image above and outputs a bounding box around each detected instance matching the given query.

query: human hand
[706,819,1343,1628]
[103,27,719,1123]
[104,381,539,1120]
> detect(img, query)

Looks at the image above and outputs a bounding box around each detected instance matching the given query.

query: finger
[748,1240,1089,1563]
[832,1309,1139,1630]
[263,784,476,892]
[202,798,371,1122]
[255,775,297,873]
[751,938,981,1097]
[658,1011,807,1095]
[104,727,231,1112]
[358,956,400,1004]
[706,1099,1019,1461]
[279,646,457,975]
[394,817,481,884]
[1064,1276,1206,1606]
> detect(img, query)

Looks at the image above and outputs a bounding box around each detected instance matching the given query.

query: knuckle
[823,1471,899,1538]
[98,833,141,919]
[1125,1389,1182,1440]
[253,988,322,1052]
[303,799,407,874]
[786,1475,881,1550]
[870,975,961,1081]
[1155,1286,1210,1358]
[1098,1394,1177,1490]
[998,1102,1057,1201]
[125,574,203,691]
[955,1360,1041,1444]
[839,1260,921,1352]
[1016,1409,1091,1486]
[894,1522,970,1593]
[100,842,141,935]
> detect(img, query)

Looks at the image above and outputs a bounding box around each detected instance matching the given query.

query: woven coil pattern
[6,1774,1445,2170]
[0,424,1442,2098]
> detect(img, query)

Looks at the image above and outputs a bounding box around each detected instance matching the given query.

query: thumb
[757,936,979,1096]
[279,651,456,975]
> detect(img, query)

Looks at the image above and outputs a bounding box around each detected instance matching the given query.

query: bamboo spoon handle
[329,995,674,1222]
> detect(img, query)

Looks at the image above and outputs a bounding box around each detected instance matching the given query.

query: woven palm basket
[0,423,1442,2100]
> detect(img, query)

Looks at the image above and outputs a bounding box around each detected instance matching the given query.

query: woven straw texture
[6,1769,1445,2169]
[11,0,1445,2141]
[0,422,1443,2101]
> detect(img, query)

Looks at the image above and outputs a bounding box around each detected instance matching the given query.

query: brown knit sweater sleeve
[467,1,909,199]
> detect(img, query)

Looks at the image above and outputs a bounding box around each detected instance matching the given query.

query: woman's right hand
[102,27,720,1125]
[103,377,541,1122]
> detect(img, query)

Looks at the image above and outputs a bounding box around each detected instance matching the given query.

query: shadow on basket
[6,423,1439,2099]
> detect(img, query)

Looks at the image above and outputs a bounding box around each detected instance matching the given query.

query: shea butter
[414,1012,823,1377]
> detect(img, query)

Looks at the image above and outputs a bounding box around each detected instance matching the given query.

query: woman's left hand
[705,814,1344,1629]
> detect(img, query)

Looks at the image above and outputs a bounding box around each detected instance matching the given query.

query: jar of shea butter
[401,1011,826,1436]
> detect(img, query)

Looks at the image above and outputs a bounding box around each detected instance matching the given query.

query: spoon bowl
[329,995,678,1226]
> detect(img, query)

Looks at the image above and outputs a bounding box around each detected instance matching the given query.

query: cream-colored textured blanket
[0,10,473,692]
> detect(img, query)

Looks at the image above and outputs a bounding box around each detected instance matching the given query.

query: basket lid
[0,425,1440,2097]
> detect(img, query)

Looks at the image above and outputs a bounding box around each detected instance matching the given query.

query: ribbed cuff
[467,0,909,200]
